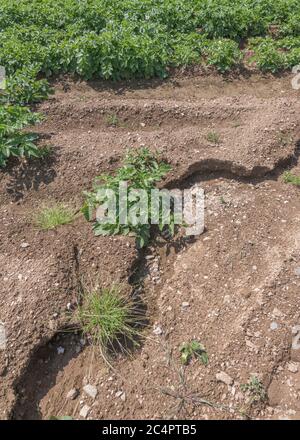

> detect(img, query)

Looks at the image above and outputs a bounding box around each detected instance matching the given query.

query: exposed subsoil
[1,72,300,420]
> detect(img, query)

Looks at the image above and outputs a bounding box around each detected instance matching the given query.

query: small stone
[287,362,299,373]
[270,322,278,330]
[292,325,300,335]
[216,372,234,386]
[20,242,30,248]
[181,302,190,309]
[294,267,300,277]
[66,388,79,400]
[57,346,65,355]
[272,308,284,318]
[245,339,258,351]
[0,322,6,350]
[79,405,90,419]
[115,390,126,401]
[153,325,163,336]
[83,384,98,399]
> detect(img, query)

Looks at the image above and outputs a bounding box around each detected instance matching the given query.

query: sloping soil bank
[0,73,300,420]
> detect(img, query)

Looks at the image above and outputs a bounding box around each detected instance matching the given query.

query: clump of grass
[35,204,75,230]
[78,285,142,354]
[283,171,300,187]
[241,375,267,404]
[207,131,220,144]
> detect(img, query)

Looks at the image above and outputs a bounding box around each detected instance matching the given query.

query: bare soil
[1,72,300,420]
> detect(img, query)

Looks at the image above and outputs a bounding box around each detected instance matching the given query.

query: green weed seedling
[241,375,267,404]
[106,113,120,127]
[207,131,220,144]
[180,340,208,366]
[283,171,300,187]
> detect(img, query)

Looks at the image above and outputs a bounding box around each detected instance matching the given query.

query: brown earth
[0,72,300,420]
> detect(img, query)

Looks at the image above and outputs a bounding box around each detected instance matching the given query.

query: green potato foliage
[2,1,300,167]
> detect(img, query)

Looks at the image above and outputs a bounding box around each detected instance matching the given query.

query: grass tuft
[283,171,300,187]
[78,285,143,354]
[207,131,220,144]
[34,204,75,230]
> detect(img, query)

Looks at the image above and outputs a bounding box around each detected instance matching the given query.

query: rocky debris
[153,325,163,336]
[181,302,190,309]
[66,388,79,400]
[287,362,299,373]
[83,384,98,399]
[0,322,6,350]
[79,405,91,419]
[216,372,234,386]
[20,242,30,249]
[294,267,300,277]
[145,255,155,260]
[270,322,278,330]
[115,391,126,401]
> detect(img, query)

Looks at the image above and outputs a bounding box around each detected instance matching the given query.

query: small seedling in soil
[106,113,120,127]
[278,132,292,147]
[207,131,220,144]
[78,285,143,355]
[180,340,208,366]
[34,204,75,230]
[240,375,267,404]
[283,171,300,187]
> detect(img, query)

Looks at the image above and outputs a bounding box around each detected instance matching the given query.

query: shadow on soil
[12,332,82,420]
[5,151,58,201]
[167,140,300,190]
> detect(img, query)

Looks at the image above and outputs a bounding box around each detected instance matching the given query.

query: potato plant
[2,0,300,168]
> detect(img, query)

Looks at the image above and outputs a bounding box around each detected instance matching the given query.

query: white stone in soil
[83,384,98,399]
[20,242,30,248]
[294,267,300,277]
[153,325,163,336]
[216,371,234,386]
[270,322,278,330]
[0,322,6,350]
[57,346,65,354]
[66,388,79,400]
[287,362,299,373]
[79,405,91,418]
